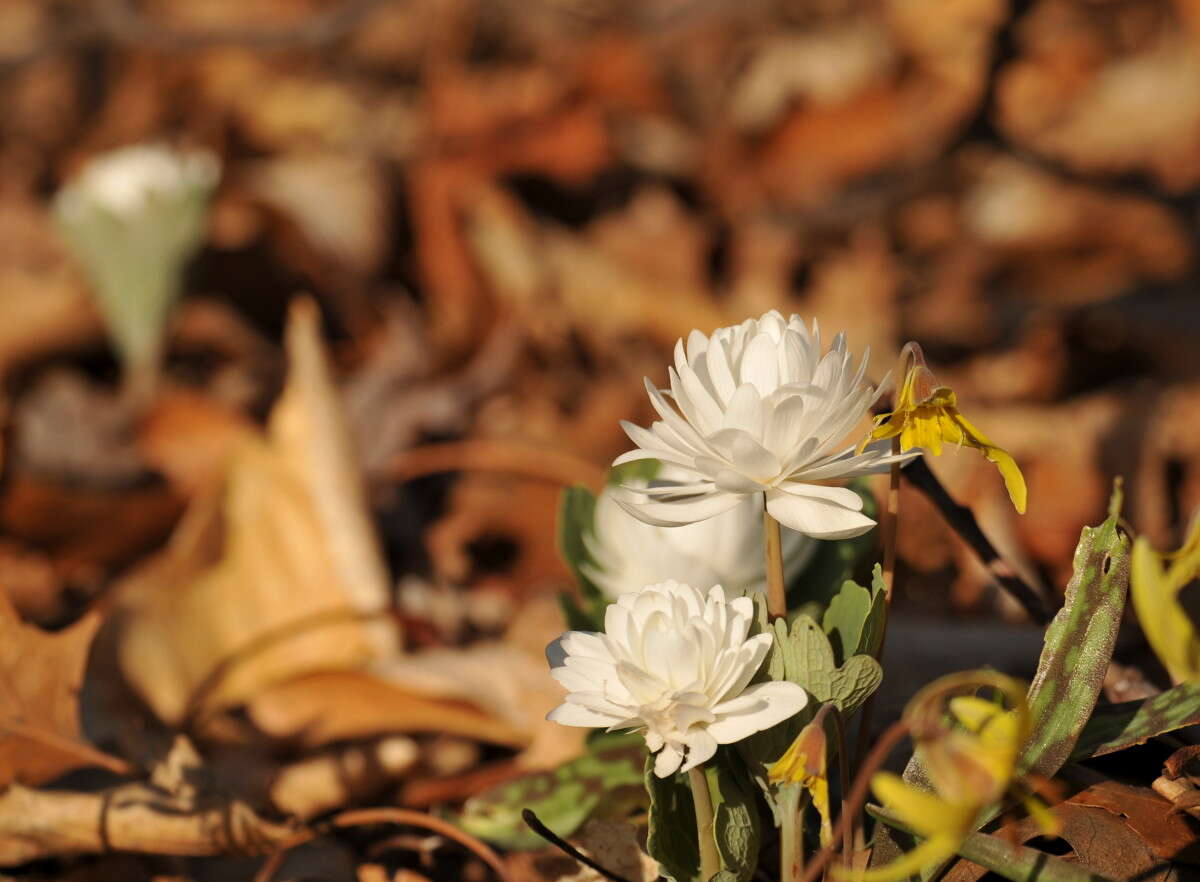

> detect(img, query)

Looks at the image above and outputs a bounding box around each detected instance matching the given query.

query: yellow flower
[838,672,1055,882]
[860,347,1027,514]
[1131,513,1200,682]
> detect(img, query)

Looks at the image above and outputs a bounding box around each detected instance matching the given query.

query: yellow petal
[860,415,902,453]
[948,696,1002,733]
[950,410,1026,513]
[871,773,975,838]
[832,833,962,882]
[1023,793,1062,837]
[1131,537,1200,681]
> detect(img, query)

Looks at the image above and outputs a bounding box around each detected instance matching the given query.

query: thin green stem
[688,765,720,881]
[779,783,805,882]
[763,500,787,620]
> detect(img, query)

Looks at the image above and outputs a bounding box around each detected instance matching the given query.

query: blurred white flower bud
[54,144,220,402]
[584,476,817,601]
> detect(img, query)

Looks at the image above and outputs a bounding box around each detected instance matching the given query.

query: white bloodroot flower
[54,144,220,386]
[585,478,816,600]
[615,310,913,539]
[56,143,220,221]
[547,580,808,777]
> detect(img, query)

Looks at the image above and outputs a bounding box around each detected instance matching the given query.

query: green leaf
[767,616,882,714]
[557,485,599,594]
[823,580,870,665]
[822,565,887,664]
[556,484,607,630]
[1070,681,1200,762]
[558,592,601,633]
[646,759,700,882]
[458,738,646,850]
[860,565,888,659]
[707,753,762,882]
[645,752,763,882]
[609,458,661,485]
[740,612,881,826]
[1021,490,1130,778]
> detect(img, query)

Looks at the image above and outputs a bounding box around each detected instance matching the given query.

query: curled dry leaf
[945,780,1200,882]
[0,588,130,788]
[117,298,399,725]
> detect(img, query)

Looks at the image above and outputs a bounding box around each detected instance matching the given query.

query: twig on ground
[254,807,511,882]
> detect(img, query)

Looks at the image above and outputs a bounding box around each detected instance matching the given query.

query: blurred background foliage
[3,0,1200,877]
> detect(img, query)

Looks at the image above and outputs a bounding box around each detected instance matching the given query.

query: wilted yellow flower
[770,705,833,846]
[860,344,1027,514]
[1131,513,1200,682]
[840,672,1054,882]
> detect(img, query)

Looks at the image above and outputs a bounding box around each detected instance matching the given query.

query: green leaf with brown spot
[458,737,645,849]
[1021,492,1130,777]
[1070,681,1200,761]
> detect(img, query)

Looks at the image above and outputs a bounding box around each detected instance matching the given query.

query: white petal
[679,728,718,772]
[763,395,807,457]
[707,681,808,743]
[671,367,722,436]
[776,482,864,511]
[722,384,765,435]
[730,434,781,481]
[766,487,877,540]
[685,329,710,363]
[739,332,781,396]
[547,701,623,728]
[653,743,683,778]
[615,488,743,527]
[714,468,765,493]
[643,378,710,454]
[792,447,917,482]
[705,340,738,404]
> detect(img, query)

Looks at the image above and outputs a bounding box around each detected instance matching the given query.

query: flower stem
[688,765,720,881]
[763,500,787,620]
[852,441,902,783]
[778,783,805,882]
[881,437,902,600]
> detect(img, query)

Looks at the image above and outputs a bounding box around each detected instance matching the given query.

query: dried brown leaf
[0,590,127,787]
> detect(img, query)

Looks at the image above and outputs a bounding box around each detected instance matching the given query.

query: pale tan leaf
[117,298,399,725]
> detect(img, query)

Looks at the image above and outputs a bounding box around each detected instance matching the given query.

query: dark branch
[521,809,631,882]
[901,455,1052,626]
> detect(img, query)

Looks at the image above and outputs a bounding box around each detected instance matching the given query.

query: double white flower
[614,310,912,539]
[584,478,815,601]
[547,580,808,777]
